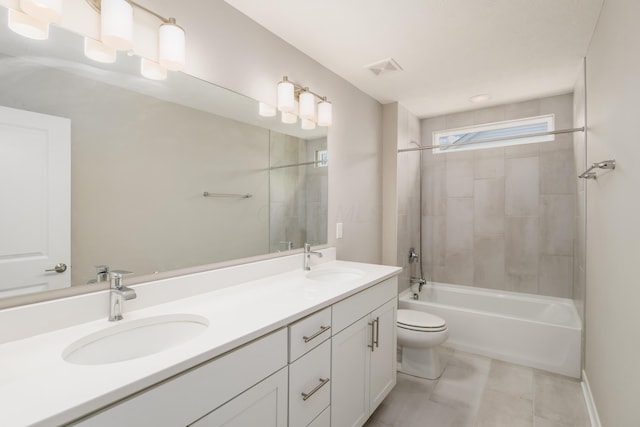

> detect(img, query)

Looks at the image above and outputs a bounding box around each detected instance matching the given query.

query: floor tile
[533,371,589,425]
[474,389,533,427]
[485,359,534,400]
[429,351,491,412]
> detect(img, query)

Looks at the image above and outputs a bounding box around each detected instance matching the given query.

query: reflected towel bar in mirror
[203,192,252,199]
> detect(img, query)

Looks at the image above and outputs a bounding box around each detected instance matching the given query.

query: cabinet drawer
[308,406,330,427]
[289,339,331,427]
[332,277,397,334]
[289,306,332,362]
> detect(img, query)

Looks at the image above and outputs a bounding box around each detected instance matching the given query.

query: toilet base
[399,346,445,380]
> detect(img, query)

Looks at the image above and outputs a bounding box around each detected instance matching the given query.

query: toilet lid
[397,309,446,331]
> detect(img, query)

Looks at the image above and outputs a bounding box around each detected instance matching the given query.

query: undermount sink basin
[306,267,364,283]
[63,314,209,365]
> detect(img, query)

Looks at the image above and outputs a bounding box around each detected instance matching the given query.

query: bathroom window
[432,114,555,153]
[315,149,328,167]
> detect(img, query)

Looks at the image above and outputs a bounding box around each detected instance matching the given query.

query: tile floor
[365,349,590,427]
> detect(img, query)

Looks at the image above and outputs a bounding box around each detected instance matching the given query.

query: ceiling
[224,0,603,118]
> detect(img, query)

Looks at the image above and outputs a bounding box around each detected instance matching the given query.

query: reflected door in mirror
[0,106,70,297]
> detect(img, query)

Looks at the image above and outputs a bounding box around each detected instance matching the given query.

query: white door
[369,299,397,412]
[331,315,371,427]
[0,105,70,297]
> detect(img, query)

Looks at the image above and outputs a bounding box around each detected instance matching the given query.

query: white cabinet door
[369,299,397,412]
[331,315,371,427]
[190,367,288,427]
[0,105,70,297]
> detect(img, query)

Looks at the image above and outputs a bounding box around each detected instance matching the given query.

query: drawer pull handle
[301,378,330,401]
[303,325,331,343]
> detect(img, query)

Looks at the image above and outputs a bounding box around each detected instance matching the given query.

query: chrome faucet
[304,243,323,271]
[109,270,136,321]
[410,276,427,292]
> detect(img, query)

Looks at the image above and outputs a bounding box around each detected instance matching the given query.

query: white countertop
[0,258,401,427]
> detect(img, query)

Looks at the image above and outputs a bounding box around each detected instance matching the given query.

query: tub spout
[410,276,427,292]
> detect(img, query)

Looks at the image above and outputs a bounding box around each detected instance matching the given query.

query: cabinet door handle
[374,317,380,348]
[303,325,331,343]
[368,321,375,352]
[301,377,330,401]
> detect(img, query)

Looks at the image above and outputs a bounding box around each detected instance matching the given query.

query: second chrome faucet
[109,270,136,321]
[304,243,323,271]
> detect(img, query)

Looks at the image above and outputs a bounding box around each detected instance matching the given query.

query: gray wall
[582,0,640,425]
[418,94,576,297]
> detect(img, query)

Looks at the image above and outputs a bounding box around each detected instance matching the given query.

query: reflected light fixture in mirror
[259,102,277,117]
[276,76,332,129]
[84,37,117,63]
[7,9,49,39]
[85,0,185,76]
[141,58,168,80]
[301,118,316,130]
[282,110,298,124]
[19,0,61,23]
[101,0,133,50]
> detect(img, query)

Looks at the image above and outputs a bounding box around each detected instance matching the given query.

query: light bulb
[159,18,185,71]
[259,102,277,117]
[317,99,332,126]
[8,9,49,40]
[281,111,297,124]
[101,0,133,51]
[84,37,117,63]
[277,78,295,113]
[141,58,167,81]
[20,0,62,23]
[299,90,316,121]
[301,118,316,130]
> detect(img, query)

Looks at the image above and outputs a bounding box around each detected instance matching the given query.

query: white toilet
[397,309,449,380]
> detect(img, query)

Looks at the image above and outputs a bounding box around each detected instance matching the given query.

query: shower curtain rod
[397,127,585,153]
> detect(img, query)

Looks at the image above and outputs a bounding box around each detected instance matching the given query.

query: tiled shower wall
[417,94,576,297]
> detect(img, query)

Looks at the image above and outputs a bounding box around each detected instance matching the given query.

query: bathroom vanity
[0,249,400,426]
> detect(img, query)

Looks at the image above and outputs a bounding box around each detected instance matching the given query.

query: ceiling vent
[365,57,403,76]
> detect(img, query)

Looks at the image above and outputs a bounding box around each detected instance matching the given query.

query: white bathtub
[399,282,582,378]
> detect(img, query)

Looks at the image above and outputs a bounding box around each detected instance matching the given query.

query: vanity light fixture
[85,0,186,73]
[276,76,332,129]
[7,0,186,79]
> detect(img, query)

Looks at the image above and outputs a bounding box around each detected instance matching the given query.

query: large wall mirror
[0,7,328,302]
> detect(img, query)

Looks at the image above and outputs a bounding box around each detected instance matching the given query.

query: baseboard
[581,370,602,427]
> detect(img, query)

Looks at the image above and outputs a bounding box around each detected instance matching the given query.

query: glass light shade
[141,58,167,81]
[20,0,62,23]
[101,0,133,51]
[277,79,295,113]
[299,91,316,121]
[301,118,316,130]
[317,100,332,126]
[8,9,49,40]
[158,20,185,71]
[84,37,117,63]
[281,111,298,124]
[258,102,277,117]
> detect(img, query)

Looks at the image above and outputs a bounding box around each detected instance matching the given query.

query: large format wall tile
[539,195,575,256]
[539,255,573,298]
[505,216,539,294]
[475,178,505,235]
[474,235,505,289]
[446,159,475,198]
[446,198,474,253]
[506,157,539,216]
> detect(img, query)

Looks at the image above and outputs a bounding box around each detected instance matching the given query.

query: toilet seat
[397,309,447,332]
